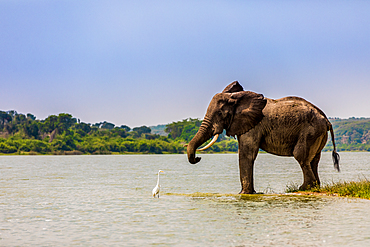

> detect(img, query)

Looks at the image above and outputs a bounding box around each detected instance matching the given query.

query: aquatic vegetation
[166,192,269,201]
[285,182,300,193]
[165,192,320,203]
[318,180,370,199]
[286,180,370,199]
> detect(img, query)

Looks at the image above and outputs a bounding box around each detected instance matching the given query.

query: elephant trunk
[187,116,213,164]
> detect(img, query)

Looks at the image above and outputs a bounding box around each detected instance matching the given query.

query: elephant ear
[226,91,267,137]
[222,81,244,93]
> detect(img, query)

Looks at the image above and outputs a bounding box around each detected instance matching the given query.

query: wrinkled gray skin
[187,81,340,194]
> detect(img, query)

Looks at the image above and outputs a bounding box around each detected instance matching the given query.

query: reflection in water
[1,153,370,246]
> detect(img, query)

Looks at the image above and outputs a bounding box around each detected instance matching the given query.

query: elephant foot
[299,184,308,191]
[299,182,319,191]
[239,189,256,194]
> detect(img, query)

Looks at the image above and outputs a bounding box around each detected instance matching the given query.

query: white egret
[152,170,164,198]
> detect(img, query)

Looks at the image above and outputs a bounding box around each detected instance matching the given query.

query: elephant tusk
[197,134,219,151]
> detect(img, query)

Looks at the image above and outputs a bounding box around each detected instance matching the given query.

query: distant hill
[325,117,370,152]
[149,124,168,136]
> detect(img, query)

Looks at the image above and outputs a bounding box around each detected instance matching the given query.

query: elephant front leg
[238,159,255,194]
[238,135,260,194]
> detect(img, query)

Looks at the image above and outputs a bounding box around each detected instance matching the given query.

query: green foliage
[40,113,76,133]
[0,141,17,153]
[111,127,128,138]
[165,118,201,140]
[320,180,370,199]
[119,125,131,132]
[101,121,115,130]
[0,110,189,155]
[285,182,300,193]
[0,111,12,127]
[22,120,40,139]
[27,113,36,120]
[133,126,151,135]
[73,122,91,137]
[57,113,77,131]
[324,118,370,152]
[289,179,370,200]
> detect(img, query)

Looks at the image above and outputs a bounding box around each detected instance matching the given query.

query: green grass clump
[286,180,370,199]
[319,180,370,199]
[285,182,300,193]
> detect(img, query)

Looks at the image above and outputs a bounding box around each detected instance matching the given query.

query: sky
[1,0,370,127]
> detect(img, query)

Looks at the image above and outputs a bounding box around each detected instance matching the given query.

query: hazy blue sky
[1,1,369,127]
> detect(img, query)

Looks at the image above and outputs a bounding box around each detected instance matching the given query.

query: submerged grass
[286,179,370,200]
[165,192,328,206]
[166,192,248,198]
[165,192,272,200]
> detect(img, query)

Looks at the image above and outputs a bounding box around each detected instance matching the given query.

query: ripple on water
[1,153,370,246]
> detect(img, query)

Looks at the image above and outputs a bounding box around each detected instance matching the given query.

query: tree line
[0,110,238,155]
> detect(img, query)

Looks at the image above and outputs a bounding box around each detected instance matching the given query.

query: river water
[1,152,370,246]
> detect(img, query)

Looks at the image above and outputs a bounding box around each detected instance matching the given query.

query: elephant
[186,81,340,194]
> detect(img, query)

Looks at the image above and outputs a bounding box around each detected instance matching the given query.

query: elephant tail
[329,123,340,172]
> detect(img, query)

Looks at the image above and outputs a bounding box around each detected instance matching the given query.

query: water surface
[1,152,370,246]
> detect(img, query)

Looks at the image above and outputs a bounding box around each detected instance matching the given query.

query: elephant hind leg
[293,134,325,190]
[310,133,327,187]
[310,152,321,186]
[296,159,317,191]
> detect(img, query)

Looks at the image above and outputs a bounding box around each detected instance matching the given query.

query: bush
[30,140,51,153]
[19,144,31,152]
[0,142,17,153]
